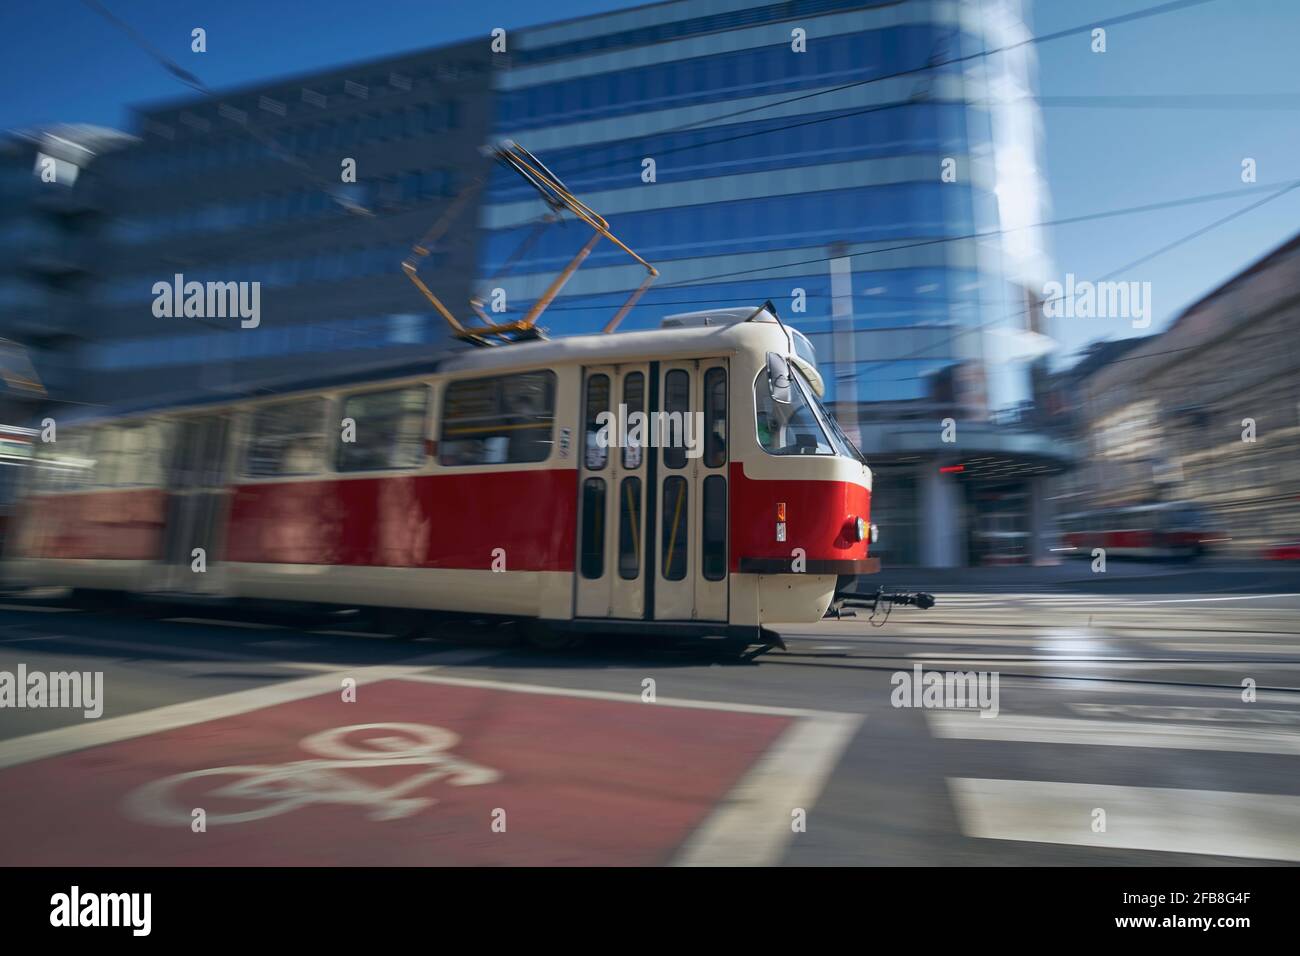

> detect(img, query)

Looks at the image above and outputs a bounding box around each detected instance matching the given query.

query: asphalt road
[1,563,1297,866]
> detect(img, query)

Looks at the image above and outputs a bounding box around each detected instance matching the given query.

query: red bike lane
[0,677,798,866]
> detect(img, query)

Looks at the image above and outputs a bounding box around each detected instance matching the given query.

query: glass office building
[72,43,494,406]
[480,0,1068,567]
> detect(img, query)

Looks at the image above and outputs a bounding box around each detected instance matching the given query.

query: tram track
[762,621,1300,692]
[757,650,1300,693]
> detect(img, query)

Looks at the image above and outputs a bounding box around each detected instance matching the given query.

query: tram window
[663,370,690,470]
[703,367,727,468]
[245,397,328,477]
[792,330,818,372]
[88,427,124,487]
[34,430,93,492]
[584,374,611,471]
[621,372,644,470]
[701,474,727,581]
[337,386,428,472]
[90,424,169,489]
[661,476,688,581]
[112,420,170,487]
[439,371,555,466]
[618,477,641,579]
[799,369,864,462]
[1168,507,1205,530]
[753,371,833,456]
[580,477,606,579]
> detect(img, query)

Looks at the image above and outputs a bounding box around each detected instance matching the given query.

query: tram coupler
[826,587,936,620]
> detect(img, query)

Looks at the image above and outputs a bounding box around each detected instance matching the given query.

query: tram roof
[58,316,789,425]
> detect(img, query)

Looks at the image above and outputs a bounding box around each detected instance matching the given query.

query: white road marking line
[0,648,500,770]
[1125,593,1300,605]
[913,638,1051,646]
[906,655,1289,667]
[397,671,841,718]
[928,711,1300,755]
[673,712,863,867]
[1067,702,1300,725]
[947,778,1300,862]
[1035,680,1298,703]
[1155,641,1300,654]
[903,653,1139,661]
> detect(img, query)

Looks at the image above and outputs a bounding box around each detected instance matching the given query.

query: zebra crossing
[946,777,1300,862]
[905,593,1300,639]
[907,600,1300,862]
[927,700,1300,862]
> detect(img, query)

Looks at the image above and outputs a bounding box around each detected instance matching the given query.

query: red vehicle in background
[0,425,35,557]
[1057,502,1216,561]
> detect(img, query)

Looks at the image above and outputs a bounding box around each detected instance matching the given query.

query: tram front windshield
[755,367,864,462]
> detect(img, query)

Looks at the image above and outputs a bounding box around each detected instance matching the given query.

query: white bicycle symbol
[124,722,501,827]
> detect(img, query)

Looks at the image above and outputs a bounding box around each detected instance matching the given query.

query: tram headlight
[850,517,878,544]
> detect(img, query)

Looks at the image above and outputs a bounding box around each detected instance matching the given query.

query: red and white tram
[3,308,889,651]
[1057,502,1217,562]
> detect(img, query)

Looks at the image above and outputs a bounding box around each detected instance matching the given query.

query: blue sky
[3,0,1298,361]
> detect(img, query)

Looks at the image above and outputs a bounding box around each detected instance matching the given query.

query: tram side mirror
[766,352,792,405]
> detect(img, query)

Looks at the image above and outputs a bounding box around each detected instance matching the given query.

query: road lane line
[1126,593,1300,604]
[396,671,839,717]
[673,712,863,867]
[947,778,1300,862]
[1067,702,1300,725]
[928,711,1300,755]
[1156,641,1300,654]
[0,648,501,770]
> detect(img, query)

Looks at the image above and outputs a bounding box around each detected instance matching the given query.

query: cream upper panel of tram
[437,319,792,377]
[31,318,846,489]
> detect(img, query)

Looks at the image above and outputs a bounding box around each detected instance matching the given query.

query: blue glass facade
[479,0,1051,418]
[496,25,974,131]
[480,0,1062,566]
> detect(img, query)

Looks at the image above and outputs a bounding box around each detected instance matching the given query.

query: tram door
[160,414,231,592]
[654,361,728,622]
[576,364,649,619]
[575,361,729,623]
